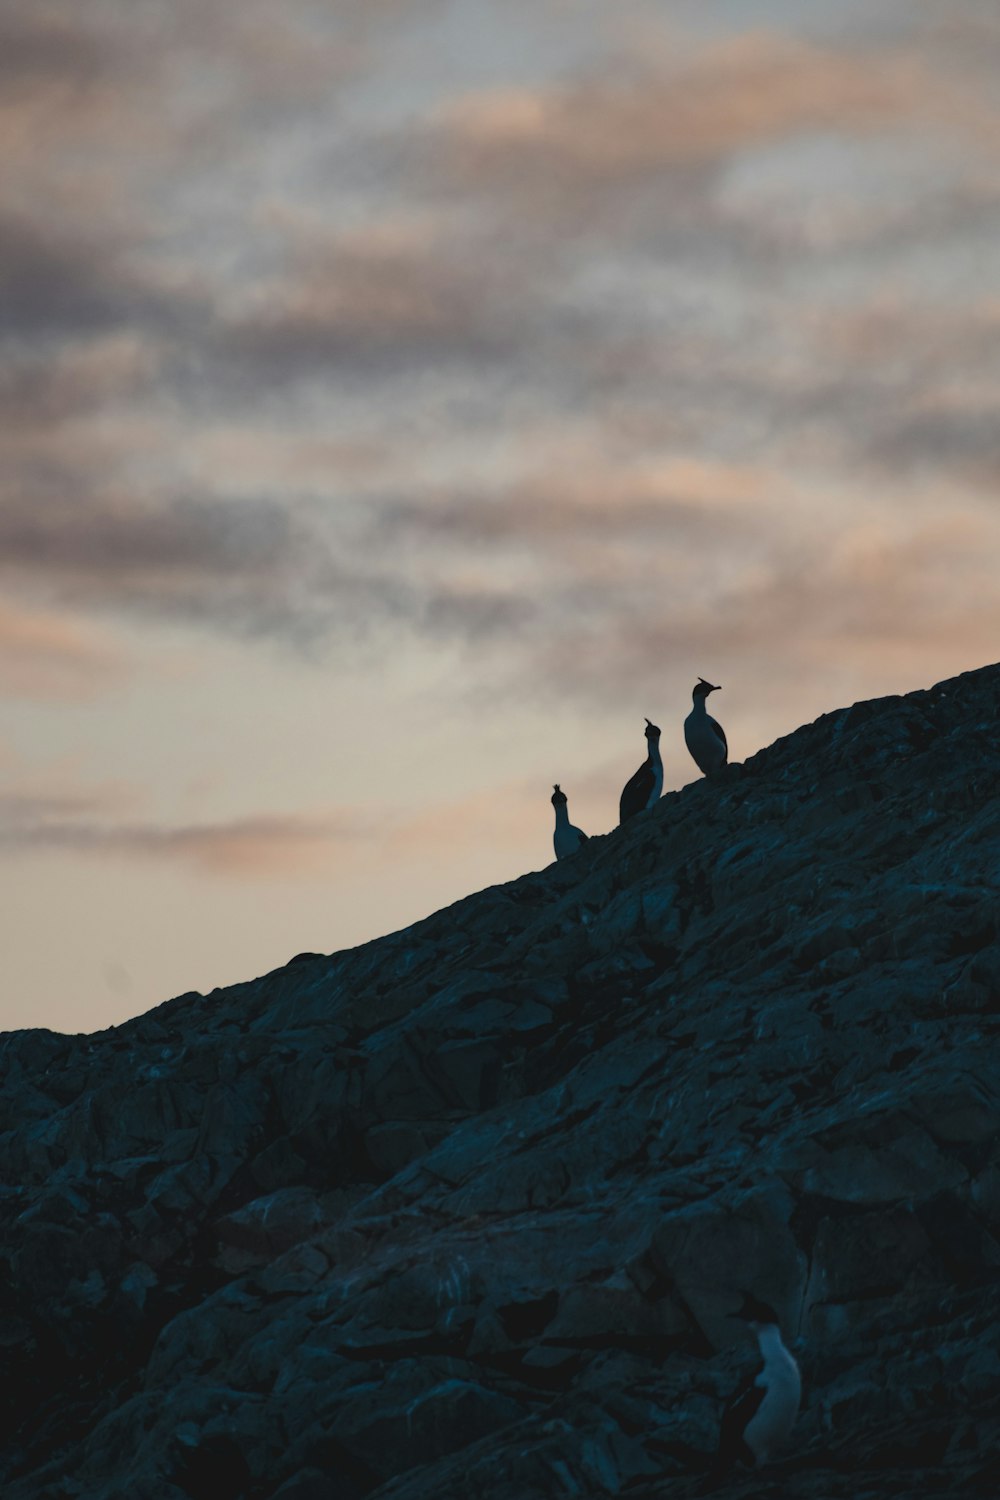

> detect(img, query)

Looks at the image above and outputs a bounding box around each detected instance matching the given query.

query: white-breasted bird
[715,1292,801,1474]
[618,719,663,824]
[684,678,727,777]
[551,784,588,860]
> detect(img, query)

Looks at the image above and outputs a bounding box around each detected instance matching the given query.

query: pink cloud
[0,801,368,879]
[427,34,924,206]
[0,599,127,700]
[0,335,158,428]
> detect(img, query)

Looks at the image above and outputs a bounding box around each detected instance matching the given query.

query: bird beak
[709,683,721,693]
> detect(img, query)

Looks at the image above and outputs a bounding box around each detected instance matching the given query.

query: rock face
[2,663,999,1499]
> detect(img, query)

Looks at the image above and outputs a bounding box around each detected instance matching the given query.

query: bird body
[717,1294,801,1473]
[551,785,587,860]
[684,679,727,777]
[618,720,663,824]
[740,1323,801,1463]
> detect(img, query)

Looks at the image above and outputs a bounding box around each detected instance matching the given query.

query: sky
[2,0,999,1035]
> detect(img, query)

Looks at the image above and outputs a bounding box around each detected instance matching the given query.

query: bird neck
[646,739,662,768]
[553,802,570,828]
[756,1324,792,1369]
[691,695,709,718]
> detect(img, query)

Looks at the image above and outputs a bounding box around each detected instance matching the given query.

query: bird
[684,678,727,777]
[618,718,663,824]
[714,1292,801,1476]
[551,784,588,861]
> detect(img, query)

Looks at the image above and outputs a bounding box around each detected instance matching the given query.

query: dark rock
[272,1471,361,1500]
[170,1430,253,1499]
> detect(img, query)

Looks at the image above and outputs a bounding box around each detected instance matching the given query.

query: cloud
[193,24,1000,419]
[375,454,772,549]
[218,218,540,383]
[182,427,400,496]
[0,213,145,340]
[785,298,1000,482]
[0,11,109,93]
[0,1,382,358]
[0,1,368,129]
[0,788,126,826]
[0,335,158,429]
[0,482,521,651]
[528,503,1000,715]
[0,2,996,702]
[0,492,332,642]
[0,492,292,581]
[418,35,924,221]
[205,39,928,391]
[0,598,127,700]
[0,797,366,878]
[1,734,369,884]
[867,402,1000,482]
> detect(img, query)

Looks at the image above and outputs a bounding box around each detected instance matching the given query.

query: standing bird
[551,784,588,861]
[715,1292,801,1475]
[618,719,663,824]
[684,678,727,777]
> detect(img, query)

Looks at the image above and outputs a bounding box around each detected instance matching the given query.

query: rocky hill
[2,664,1000,1500]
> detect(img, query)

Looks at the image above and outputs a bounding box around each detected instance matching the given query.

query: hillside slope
[2,664,999,1499]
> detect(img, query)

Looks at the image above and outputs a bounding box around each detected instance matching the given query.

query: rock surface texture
[2,663,1000,1499]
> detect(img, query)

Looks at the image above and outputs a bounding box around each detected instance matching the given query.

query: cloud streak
[0,599,127,700]
[220,220,533,382]
[0,10,109,93]
[0,336,157,429]
[415,33,926,230]
[0,799,366,878]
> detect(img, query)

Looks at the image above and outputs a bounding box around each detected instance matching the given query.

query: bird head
[730,1291,780,1330]
[551,784,567,807]
[694,677,721,700]
[644,718,661,740]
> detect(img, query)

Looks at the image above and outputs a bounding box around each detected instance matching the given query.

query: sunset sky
[3,0,999,1034]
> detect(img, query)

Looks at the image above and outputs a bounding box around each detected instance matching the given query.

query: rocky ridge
[2,662,999,1498]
